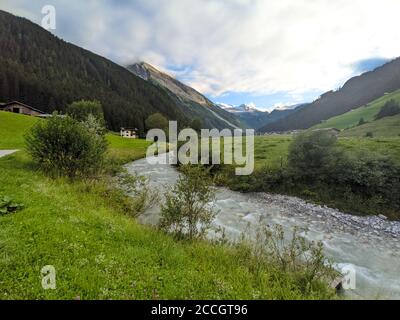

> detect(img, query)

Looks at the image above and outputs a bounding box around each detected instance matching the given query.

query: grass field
[250,135,400,168]
[312,90,400,131]
[0,111,41,149]
[0,112,334,299]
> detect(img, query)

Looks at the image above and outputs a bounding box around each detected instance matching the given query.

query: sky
[1,0,400,111]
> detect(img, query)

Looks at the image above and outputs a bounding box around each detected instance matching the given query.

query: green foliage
[160,166,217,240]
[25,114,108,177]
[66,100,104,123]
[358,117,366,126]
[0,195,24,216]
[115,172,159,217]
[366,131,374,138]
[287,131,340,182]
[335,152,400,211]
[375,99,400,120]
[145,113,169,131]
[189,118,202,132]
[247,225,338,294]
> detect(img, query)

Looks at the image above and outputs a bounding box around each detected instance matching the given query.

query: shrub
[287,131,341,182]
[0,195,24,216]
[366,131,374,138]
[26,114,108,177]
[243,224,338,295]
[335,151,400,209]
[159,165,217,240]
[116,172,159,217]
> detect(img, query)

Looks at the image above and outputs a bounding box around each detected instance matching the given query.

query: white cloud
[2,0,400,99]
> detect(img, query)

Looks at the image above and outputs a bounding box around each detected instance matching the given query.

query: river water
[126,153,400,300]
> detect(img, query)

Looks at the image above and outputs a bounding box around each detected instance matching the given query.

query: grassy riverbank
[0,112,335,300]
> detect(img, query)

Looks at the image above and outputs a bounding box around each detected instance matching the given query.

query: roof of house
[121,127,139,131]
[0,101,46,114]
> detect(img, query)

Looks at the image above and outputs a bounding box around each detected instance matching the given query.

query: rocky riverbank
[259,193,400,239]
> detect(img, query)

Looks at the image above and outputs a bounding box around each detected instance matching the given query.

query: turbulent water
[126,153,400,300]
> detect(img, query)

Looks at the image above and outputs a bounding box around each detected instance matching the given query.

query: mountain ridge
[127,62,242,129]
[261,57,400,132]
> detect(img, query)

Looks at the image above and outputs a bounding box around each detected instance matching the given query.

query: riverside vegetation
[0,109,337,299]
[208,132,400,220]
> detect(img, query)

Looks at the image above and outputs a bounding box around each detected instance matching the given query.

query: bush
[287,131,341,182]
[335,152,400,210]
[159,165,217,240]
[26,114,108,177]
[242,224,338,295]
[366,131,374,138]
[116,172,159,217]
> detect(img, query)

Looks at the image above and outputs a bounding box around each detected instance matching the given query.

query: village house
[0,101,46,117]
[120,127,139,139]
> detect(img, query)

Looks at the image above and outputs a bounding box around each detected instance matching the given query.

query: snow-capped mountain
[218,102,298,130]
[218,103,264,113]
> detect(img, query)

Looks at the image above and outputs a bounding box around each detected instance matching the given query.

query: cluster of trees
[0,10,188,132]
[375,99,400,120]
[144,112,202,133]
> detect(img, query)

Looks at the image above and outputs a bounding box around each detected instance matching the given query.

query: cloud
[2,0,400,101]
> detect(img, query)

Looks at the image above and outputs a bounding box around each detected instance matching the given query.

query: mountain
[127,62,242,129]
[261,58,400,132]
[0,10,239,132]
[219,103,298,130]
[219,103,260,113]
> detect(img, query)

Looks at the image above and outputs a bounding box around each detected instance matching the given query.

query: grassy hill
[0,111,41,149]
[312,90,400,131]
[0,112,334,299]
[340,114,400,138]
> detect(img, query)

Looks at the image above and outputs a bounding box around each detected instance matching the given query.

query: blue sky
[1,0,399,111]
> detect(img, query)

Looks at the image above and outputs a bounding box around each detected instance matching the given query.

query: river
[126,153,400,300]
